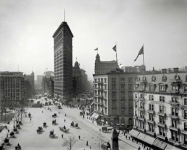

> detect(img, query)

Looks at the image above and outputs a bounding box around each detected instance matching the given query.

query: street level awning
[94,114,99,119]
[129,129,140,137]
[153,139,167,149]
[165,144,176,150]
[143,135,155,145]
[136,132,146,140]
[91,113,96,118]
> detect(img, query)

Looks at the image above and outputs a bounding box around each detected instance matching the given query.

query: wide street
[4,97,138,150]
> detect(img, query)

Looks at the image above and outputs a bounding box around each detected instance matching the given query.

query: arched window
[152,76,156,82]
[175,75,180,80]
[162,75,167,82]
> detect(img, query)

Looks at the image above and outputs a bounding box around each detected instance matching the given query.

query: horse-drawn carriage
[15,143,21,150]
[52,120,57,125]
[49,130,55,138]
[70,121,79,129]
[10,131,15,138]
[59,126,69,133]
[52,113,57,118]
[37,126,43,134]
[43,122,47,127]
[101,142,111,150]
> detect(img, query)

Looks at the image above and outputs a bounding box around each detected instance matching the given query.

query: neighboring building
[80,69,88,93]
[93,68,137,128]
[36,75,43,89]
[95,53,119,75]
[131,68,187,150]
[0,72,25,109]
[53,21,73,100]
[73,61,81,97]
[48,75,54,98]
[73,60,90,98]
[120,65,146,73]
[24,72,35,95]
[42,71,54,94]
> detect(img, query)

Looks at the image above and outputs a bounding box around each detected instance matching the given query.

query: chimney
[162,69,167,73]
[173,68,179,73]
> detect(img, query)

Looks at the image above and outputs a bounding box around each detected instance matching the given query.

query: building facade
[132,68,187,149]
[0,72,25,108]
[93,69,137,128]
[53,21,73,100]
[95,54,119,75]
[24,72,35,95]
[36,75,43,89]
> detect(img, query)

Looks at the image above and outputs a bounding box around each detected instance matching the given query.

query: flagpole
[116,42,117,62]
[143,45,145,66]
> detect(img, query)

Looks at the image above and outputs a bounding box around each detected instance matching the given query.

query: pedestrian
[42,111,43,113]
[65,114,66,117]
[64,119,66,122]
[79,135,80,140]
[90,145,91,149]
[61,134,63,138]
[30,117,31,121]
[126,135,127,139]
[129,136,130,140]
[86,141,88,146]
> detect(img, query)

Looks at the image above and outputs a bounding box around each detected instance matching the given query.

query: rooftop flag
[112,45,116,52]
[134,45,144,62]
[94,47,98,51]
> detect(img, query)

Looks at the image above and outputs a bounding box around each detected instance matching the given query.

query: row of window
[137,74,185,82]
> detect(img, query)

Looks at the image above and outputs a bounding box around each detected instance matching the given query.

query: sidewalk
[83,114,143,150]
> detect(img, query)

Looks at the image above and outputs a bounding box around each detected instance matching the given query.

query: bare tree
[62,136,77,150]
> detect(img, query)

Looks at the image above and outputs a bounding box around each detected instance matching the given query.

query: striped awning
[165,144,176,150]
[143,135,155,145]
[129,129,140,137]
[136,132,146,140]
[153,139,167,149]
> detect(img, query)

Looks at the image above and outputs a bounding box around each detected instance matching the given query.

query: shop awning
[136,132,146,140]
[153,139,167,149]
[143,135,155,145]
[94,114,100,119]
[91,113,96,118]
[165,144,176,150]
[129,129,140,137]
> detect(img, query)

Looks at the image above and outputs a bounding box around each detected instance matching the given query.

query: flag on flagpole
[134,45,144,61]
[112,45,116,52]
[94,48,98,51]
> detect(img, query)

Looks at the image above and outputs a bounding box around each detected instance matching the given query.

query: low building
[132,68,187,150]
[93,68,137,128]
[0,72,25,109]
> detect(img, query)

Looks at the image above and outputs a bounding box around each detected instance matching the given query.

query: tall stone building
[95,53,119,75]
[53,21,74,100]
[131,68,187,150]
[93,69,137,127]
[24,72,35,95]
[0,72,25,108]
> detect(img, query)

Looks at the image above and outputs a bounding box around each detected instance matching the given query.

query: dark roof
[52,21,74,38]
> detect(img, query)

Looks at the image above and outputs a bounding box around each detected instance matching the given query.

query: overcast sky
[0,0,187,80]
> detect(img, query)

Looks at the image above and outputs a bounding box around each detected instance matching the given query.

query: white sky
[0,0,187,80]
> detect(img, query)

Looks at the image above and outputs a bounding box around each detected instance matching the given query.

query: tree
[62,136,77,150]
